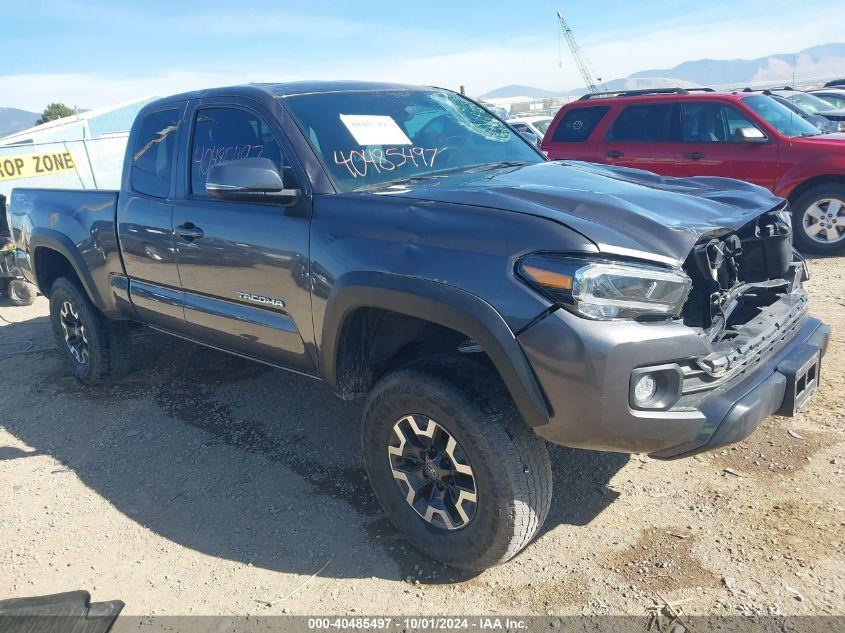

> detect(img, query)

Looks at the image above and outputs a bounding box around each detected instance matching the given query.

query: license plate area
[777,344,821,416]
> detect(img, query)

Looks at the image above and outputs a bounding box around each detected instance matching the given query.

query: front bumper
[518,306,829,458]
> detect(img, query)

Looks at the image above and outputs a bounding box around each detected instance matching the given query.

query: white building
[0,96,157,198]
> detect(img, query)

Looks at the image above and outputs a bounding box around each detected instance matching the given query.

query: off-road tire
[7,279,37,306]
[49,276,131,384]
[791,184,845,255]
[362,356,552,570]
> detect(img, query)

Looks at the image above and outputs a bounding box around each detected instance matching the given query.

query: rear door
[171,98,316,374]
[600,101,679,175]
[673,100,779,188]
[117,104,187,332]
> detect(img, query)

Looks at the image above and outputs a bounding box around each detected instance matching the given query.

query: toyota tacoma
[7,82,829,570]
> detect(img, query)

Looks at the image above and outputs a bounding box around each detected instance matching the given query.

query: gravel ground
[0,256,842,618]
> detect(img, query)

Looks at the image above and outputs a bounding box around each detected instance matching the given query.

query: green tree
[35,103,75,125]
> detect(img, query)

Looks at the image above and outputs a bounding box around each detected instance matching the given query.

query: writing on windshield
[283,89,541,191]
[332,147,439,178]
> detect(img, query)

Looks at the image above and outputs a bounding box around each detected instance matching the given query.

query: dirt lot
[1,257,843,618]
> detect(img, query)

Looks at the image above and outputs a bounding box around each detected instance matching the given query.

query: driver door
[171,99,316,374]
[673,101,779,189]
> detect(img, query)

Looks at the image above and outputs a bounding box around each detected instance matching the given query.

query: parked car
[823,79,845,88]
[9,82,828,569]
[766,88,845,132]
[743,90,842,133]
[809,87,845,110]
[508,115,555,141]
[542,87,845,253]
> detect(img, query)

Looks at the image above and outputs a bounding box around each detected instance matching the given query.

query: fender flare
[28,228,107,310]
[320,271,551,428]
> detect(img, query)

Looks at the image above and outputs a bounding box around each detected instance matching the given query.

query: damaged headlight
[517,255,691,320]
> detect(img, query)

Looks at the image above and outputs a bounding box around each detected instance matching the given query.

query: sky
[1,0,842,111]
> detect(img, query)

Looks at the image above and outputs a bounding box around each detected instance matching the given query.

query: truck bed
[8,188,123,315]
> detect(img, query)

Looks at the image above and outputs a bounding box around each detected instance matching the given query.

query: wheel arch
[320,271,551,429]
[786,174,845,205]
[29,230,103,307]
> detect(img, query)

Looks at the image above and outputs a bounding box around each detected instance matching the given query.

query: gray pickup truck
[7,81,829,570]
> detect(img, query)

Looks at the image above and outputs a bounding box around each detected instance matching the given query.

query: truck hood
[372,161,783,265]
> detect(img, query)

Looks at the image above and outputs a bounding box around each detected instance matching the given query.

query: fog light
[629,364,684,411]
[633,374,657,405]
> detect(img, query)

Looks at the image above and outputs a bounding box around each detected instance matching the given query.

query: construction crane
[556,10,602,93]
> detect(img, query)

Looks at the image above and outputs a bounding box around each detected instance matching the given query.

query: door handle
[683,152,705,160]
[175,223,204,241]
[605,150,623,158]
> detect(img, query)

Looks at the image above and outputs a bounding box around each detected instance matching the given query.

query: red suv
[542,88,845,254]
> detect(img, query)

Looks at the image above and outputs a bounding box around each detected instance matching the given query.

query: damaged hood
[372,160,783,265]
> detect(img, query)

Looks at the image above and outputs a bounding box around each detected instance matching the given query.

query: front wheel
[792,184,845,255]
[49,277,131,384]
[7,279,37,306]
[362,357,552,570]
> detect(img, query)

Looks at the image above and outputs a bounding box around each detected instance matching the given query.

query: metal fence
[0,134,129,198]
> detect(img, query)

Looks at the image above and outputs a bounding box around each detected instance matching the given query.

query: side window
[550,106,609,142]
[723,106,759,140]
[608,103,673,142]
[681,103,759,143]
[190,107,285,197]
[131,109,179,198]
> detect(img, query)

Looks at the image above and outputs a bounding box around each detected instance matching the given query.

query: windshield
[283,89,543,191]
[741,95,822,138]
[782,92,837,114]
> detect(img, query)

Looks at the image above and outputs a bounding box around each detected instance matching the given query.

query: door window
[131,109,180,198]
[681,102,760,143]
[607,104,673,142]
[190,107,286,196]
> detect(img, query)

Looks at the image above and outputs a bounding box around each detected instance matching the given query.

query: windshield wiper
[463,160,529,173]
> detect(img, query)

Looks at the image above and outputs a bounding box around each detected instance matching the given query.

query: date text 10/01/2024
[332,147,439,178]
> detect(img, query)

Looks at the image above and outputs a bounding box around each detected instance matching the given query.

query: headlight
[517,255,691,320]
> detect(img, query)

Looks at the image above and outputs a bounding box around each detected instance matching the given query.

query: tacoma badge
[237,292,285,308]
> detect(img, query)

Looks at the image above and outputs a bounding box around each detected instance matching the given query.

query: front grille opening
[681,206,797,343]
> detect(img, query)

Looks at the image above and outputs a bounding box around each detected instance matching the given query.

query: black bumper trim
[651,320,830,460]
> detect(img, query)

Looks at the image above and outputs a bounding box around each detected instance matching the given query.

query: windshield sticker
[339,114,413,146]
[332,147,438,178]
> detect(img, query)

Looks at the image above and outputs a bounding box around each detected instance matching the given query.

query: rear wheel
[362,357,552,570]
[49,277,131,384]
[7,279,36,306]
[792,184,845,255]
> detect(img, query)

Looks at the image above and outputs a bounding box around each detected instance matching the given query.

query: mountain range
[0,108,39,138]
[481,43,845,99]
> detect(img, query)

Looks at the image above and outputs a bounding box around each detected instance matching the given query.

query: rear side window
[190,107,285,197]
[131,109,180,198]
[550,106,609,142]
[608,103,674,142]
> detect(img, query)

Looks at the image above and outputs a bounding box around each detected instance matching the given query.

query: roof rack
[578,87,715,100]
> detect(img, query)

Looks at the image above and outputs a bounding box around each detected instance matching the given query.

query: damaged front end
[677,203,819,413]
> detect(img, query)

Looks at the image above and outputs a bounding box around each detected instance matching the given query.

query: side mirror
[736,126,768,144]
[206,157,301,205]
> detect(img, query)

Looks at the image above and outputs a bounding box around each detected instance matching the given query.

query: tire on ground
[7,279,37,306]
[791,183,845,255]
[49,276,131,384]
[362,356,552,570]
